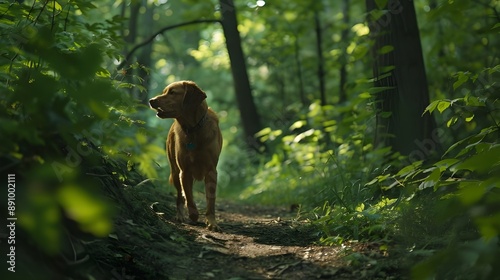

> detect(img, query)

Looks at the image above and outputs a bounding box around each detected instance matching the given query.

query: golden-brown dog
[149,81,223,231]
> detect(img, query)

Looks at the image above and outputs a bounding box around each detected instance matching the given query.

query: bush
[0,0,162,254]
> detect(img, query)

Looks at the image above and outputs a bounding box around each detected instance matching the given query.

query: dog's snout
[149,97,158,108]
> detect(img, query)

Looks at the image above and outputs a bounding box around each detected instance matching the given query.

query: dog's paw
[175,208,187,223]
[175,215,187,223]
[187,206,199,222]
[206,223,221,232]
[189,212,199,222]
[206,216,220,231]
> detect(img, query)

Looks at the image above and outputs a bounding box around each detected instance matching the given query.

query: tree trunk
[123,0,141,97]
[293,33,306,106]
[366,0,438,159]
[314,11,326,106]
[338,0,350,104]
[137,1,154,105]
[126,1,140,50]
[219,0,265,152]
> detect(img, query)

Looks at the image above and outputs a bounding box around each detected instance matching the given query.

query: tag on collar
[186,142,196,150]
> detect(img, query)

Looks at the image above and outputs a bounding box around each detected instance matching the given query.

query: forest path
[165,201,397,279]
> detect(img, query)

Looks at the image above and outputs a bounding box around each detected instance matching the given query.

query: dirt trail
[11,189,400,279]
[165,202,395,280]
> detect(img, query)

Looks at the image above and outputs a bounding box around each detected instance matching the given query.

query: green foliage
[366,64,500,278]
[313,197,398,245]
[0,0,161,254]
[241,84,410,247]
[412,237,500,280]
[244,35,498,275]
[243,90,381,203]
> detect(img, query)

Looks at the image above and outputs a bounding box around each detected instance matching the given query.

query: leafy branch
[118,19,221,69]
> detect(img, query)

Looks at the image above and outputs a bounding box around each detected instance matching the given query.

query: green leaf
[17,191,62,254]
[458,181,485,205]
[96,68,111,78]
[293,129,315,143]
[355,203,365,212]
[51,1,63,11]
[74,1,97,14]
[453,72,469,90]
[366,177,379,186]
[445,129,491,158]
[434,159,460,172]
[353,44,369,60]
[465,113,474,122]
[365,174,390,186]
[455,144,500,174]
[289,120,306,130]
[379,65,396,73]
[378,45,394,55]
[255,127,272,137]
[58,184,112,237]
[475,214,500,239]
[359,92,371,99]
[418,167,442,190]
[369,9,385,21]
[489,64,500,74]
[88,100,109,119]
[437,100,450,113]
[396,161,423,178]
[428,168,442,188]
[464,94,485,107]
[447,116,459,127]
[118,83,135,89]
[423,100,440,116]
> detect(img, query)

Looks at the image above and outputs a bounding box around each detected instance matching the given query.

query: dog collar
[182,111,208,135]
[183,111,207,150]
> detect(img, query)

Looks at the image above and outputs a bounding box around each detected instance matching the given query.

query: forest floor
[161,200,404,280]
[17,184,407,280]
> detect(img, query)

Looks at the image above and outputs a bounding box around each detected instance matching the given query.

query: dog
[149,81,223,231]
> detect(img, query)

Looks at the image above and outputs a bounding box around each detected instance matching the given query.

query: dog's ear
[182,81,207,111]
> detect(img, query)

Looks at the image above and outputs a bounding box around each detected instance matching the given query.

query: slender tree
[137,2,154,105]
[366,0,438,158]
[219,0,265,151]
[314,10,326,106]
[122,0,141,98]
[293,32,306,106]
[338,0,350,104]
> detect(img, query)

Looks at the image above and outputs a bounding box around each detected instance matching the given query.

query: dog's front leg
[180,170,199,222]
[170,173,187,222]
[204,169,220,231]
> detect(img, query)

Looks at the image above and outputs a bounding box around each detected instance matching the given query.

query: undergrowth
[245,65,500,278]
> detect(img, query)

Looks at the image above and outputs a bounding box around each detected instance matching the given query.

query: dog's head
[149,81,207,119]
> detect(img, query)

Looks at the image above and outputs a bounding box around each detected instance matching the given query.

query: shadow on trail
[224,220,317,247]
[217,202,319,246]
[170,202,343,279]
